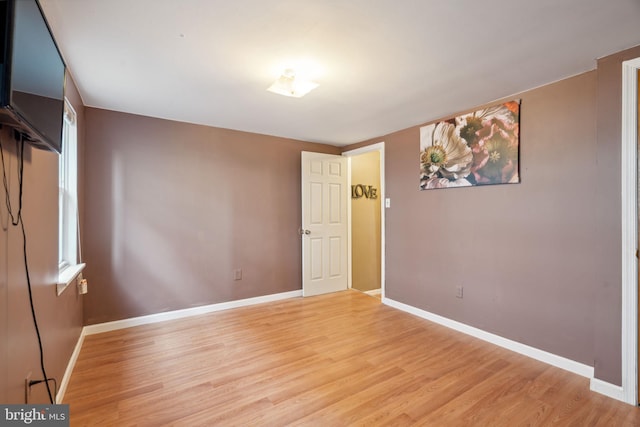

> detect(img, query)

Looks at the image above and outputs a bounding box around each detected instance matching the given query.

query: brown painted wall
[343,44,640,387]
[83,109,340,324]
[351,151,381,292]
[0,73,85,403]
[347,71,600,372]
[350,72,600,372]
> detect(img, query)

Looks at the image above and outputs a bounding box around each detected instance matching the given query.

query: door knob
[298,228,311,235]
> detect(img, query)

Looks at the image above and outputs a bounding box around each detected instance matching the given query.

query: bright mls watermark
[1,405,68,426]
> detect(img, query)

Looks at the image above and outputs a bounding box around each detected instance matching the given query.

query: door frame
[621,57,640,405]
[342,142,386,300]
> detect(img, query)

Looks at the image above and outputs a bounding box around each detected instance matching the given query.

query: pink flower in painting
[471,117,519,184]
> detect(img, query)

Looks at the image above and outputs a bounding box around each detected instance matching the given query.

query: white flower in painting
[420,176,472,190]
[420,122,473,182]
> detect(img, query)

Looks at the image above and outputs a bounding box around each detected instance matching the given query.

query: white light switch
[385,198,391,208]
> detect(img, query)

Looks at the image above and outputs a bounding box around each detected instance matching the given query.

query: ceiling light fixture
[267,68,318,98]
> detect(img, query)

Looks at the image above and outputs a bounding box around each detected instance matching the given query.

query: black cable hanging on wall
[0,132,55,404]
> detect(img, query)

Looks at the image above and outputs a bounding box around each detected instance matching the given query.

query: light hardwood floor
[65,290,640,426]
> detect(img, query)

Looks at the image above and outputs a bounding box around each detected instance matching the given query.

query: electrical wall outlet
[234,269,242,281]
[78,277,88,294]
[455,286,464,299]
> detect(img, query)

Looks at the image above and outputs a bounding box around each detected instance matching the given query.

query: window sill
[57,263,86,296]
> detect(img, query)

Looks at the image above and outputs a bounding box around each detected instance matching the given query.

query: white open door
[301,151,348,297]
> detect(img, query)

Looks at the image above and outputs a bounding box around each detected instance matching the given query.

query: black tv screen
[0,0,65,153]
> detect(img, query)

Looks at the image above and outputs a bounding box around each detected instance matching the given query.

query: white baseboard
[84,290,303,335]
[56,328,86,403]
[364,288,381,296]
[383,297,594,379]
[590,378,626,403]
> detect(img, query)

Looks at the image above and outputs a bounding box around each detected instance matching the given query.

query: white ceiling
[39,0,640,146]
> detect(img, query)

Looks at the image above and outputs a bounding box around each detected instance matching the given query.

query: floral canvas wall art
[419,100,520,190]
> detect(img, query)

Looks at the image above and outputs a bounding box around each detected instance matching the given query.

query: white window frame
[57,98,84,295]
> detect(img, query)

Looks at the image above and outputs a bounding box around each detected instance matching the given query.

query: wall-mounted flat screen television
[0,0,65,153]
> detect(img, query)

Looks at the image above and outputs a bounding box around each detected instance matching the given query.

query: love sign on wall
[351,184,378,200]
